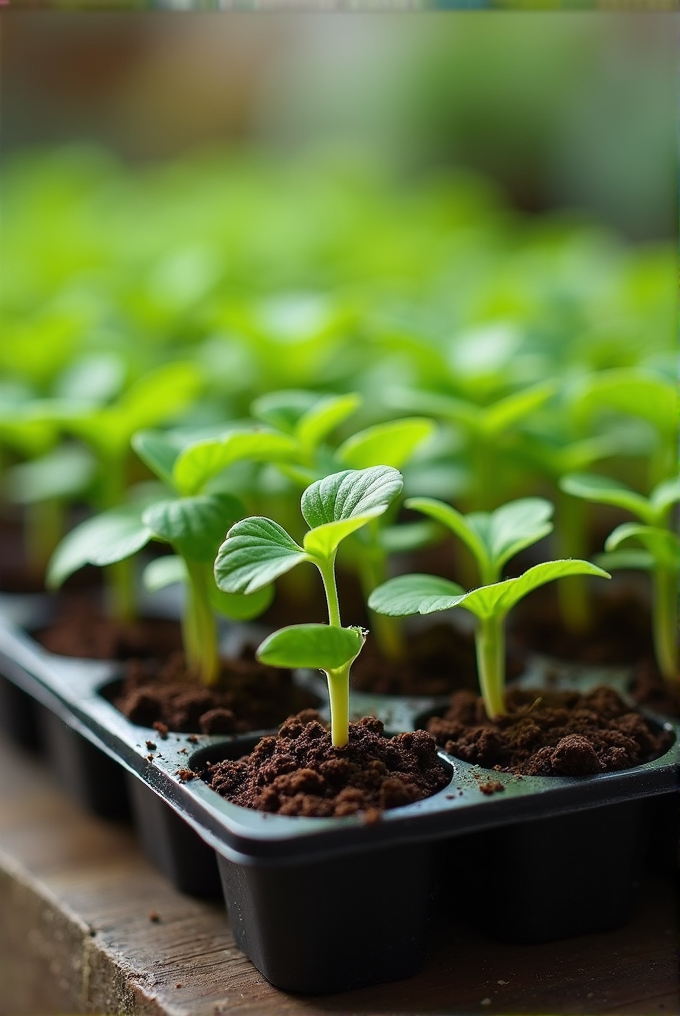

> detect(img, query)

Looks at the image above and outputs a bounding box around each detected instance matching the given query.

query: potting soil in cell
[427,686,673,776]
[204,710,450,817]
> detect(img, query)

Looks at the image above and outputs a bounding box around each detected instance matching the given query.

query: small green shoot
[369,559,610,719]
[214,466,403,746]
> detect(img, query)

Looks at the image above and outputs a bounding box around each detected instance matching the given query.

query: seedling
[369,559,609,719]
[214,466,403,746]
[253,388,437,658]
[44,426,299,684]
[562,472,680,684]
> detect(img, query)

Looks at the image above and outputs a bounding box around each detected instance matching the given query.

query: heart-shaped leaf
[368,574,465,617]
[214,517,308,594]
[256,624,364,671]
[47,505,152,588]
[143,492,244,562]
[301,466,403,529]
[173,430,298,496]
[560,473,654,524]
[336,417,435,470]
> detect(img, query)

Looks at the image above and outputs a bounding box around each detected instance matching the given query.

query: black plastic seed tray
[0,596,678,994]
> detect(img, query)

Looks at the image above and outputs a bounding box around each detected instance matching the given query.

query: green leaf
[214,517,308,594]
[142,555,186,592]
[368,574,465,617]
[454,560,611,621]
[469,498,554,574]
[593,549,655,572]
[47,505,152,588]
[303,510,384,558]
[172,430,298,496]
[208,581,274,621]
[6,444,96,504]
[143,492,244,562]
[406,497,489,573]
[336,417,435,470]
[296,393,362,453]
[559,473,654,523]
[132,430,184,488]
[482,380,556,436]
[301,466,403,529]
[604,523,679,568]
[256,624,364,671]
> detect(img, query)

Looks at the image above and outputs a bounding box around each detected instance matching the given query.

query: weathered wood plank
[0,736,677,1016]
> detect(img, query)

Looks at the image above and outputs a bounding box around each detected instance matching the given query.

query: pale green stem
[652,563,678,684]
[184,558,220,686]
[317,554,342,628]
[475,614,507,719]
[325,663,351,748]
[556,489,589,633]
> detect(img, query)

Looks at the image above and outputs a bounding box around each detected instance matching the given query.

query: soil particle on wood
[426,687,673,776]
[204,709,450,817]
[113,647,318,735]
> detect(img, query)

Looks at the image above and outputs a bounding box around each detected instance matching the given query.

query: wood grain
[0,735,677,1016]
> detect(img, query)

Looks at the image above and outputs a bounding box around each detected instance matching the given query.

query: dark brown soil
[509,587,653,666]
[631,659,680,719]
[203,709,450,817]
[426,686,673,776]
[35,593,183,660]
[113,647,318,735]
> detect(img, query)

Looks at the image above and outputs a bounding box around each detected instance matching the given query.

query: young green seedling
[44,426,300,684]
[369,559,610,720]
[214,465,403,746]
[253,389,437,658]
[562,472,680,684]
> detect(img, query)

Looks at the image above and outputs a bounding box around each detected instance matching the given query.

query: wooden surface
[0,734,677,1016]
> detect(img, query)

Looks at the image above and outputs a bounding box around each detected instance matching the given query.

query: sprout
[369,559,610,720]
[214,466,403,746]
